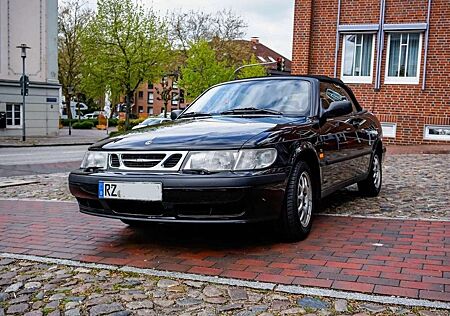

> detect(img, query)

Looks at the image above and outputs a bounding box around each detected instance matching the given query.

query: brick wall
[292,0,450,145]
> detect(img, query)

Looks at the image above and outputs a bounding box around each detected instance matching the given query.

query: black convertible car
[69,76,385,240]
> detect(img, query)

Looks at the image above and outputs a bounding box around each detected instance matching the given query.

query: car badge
[145,140,153,145]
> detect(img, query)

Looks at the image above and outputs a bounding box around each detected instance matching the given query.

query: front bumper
[69,169,289,223]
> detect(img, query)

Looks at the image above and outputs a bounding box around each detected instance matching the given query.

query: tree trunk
[65,93,73,121]
[164,101,168,118]
[125,91,132,130]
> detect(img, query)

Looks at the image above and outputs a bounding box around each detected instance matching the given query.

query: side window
[319,82,357,113]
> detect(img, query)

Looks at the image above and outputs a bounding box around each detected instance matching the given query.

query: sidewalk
[0,127,116,147]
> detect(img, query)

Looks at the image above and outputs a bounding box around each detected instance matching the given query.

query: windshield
[184,79,311,116]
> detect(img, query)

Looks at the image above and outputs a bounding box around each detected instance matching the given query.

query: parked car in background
[69,76,385,241]
[132,117,171,130]
[82,111,103,120]
[158,112,171,118]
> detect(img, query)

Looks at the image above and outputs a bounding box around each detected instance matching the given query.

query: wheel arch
[289,143,322,200]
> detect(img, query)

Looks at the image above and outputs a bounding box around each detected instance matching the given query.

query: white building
[0,0,60,137]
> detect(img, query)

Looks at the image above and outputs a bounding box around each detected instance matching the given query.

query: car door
[318,82,358,192]
[335,84,374,178]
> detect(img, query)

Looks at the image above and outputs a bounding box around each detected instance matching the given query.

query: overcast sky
[83,0,294,59]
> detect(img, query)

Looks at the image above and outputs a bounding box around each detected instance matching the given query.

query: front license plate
[98,182,162,201]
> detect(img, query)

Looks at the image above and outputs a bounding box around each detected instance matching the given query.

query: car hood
[92,116,307,150]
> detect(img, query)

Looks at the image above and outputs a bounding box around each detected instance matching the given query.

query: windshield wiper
[178,112,213,119]
[220,107,283,116]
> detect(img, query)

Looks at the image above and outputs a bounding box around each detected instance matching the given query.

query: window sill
[384,77,420,85]
[341,76,373,84]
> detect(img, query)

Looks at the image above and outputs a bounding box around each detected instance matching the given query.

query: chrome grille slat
[107,151,188,171]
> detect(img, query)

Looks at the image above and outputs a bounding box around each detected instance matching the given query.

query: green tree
[81,0,171,129]
[237,55,268,79]
[179,40,234,101]
[58,0,92,120]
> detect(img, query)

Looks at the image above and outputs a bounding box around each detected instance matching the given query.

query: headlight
[234,149,277,170]
[80,151,108,170]
[183,149,277,172]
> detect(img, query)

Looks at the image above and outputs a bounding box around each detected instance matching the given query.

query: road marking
[0,151,85,157]
[1,253,449,309]
[317,212,450,222]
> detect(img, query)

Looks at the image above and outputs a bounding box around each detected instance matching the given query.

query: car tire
[358,152,382,197]
[281,161,315,241]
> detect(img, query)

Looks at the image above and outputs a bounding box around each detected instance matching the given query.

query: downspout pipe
[375,0,386,91]
[333,0,342,78]
[422,0,432,91]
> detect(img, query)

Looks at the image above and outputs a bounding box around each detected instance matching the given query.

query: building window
[172,81,178,89]
[138,91,144,99]
[341,34,375,84]
[148,92,154,104]
[148,83,154,90]
[385,33,422,84]
[147,107,153,115]
[6,104,22,127]
[171,92,179,106]
[424,125,450,141]
[381,122,397,138]
[138,106,144,113]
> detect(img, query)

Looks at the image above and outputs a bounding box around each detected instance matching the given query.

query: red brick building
[132,77,184,117]
[292,0,450,144]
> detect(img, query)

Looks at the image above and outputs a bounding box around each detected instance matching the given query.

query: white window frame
[424,125,450,141]
[148,92,154,104]
[385,32,423,85]
[381,122,397,138]
[341,33,376,84]
[6,103,22,129]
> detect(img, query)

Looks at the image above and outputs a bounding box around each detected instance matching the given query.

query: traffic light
[276,58,286,72]
[19,75,29,96]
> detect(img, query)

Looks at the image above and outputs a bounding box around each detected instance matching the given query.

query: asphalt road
[0,145,88,176]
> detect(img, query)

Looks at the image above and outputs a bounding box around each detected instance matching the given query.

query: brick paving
[0,199,448,302]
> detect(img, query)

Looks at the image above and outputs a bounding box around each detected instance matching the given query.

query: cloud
[81,0,293,58]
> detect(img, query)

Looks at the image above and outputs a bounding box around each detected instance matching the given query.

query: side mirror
[171,110,183,120]
[321,101,353,121]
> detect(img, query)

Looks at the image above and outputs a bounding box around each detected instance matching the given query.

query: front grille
[107,151,188,171]
[163,154,182,168]
[110,154,120,167]
[121,153,166,168]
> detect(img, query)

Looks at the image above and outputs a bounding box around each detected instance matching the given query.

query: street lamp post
[17,44,31,142]
[67,86,73,136]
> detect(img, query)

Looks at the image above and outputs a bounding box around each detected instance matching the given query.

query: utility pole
[17,44,31,142]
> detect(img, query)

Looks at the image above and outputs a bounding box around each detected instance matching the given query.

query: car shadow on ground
[112,188,364,250]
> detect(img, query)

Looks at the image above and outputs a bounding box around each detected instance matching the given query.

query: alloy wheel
[297,171,313,227]
[373,155,381,189]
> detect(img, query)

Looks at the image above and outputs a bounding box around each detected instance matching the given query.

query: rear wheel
[358,152,382,197]
[281,161,315,241]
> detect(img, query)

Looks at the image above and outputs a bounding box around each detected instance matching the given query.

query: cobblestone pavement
[0,258,448,316]
[0,154,448,219]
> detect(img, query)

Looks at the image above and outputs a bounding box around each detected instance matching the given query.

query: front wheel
[281,161,315,241]
[358,152,382,197]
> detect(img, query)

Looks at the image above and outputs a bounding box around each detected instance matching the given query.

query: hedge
[72,121,95,129]
[61,118,118,127]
